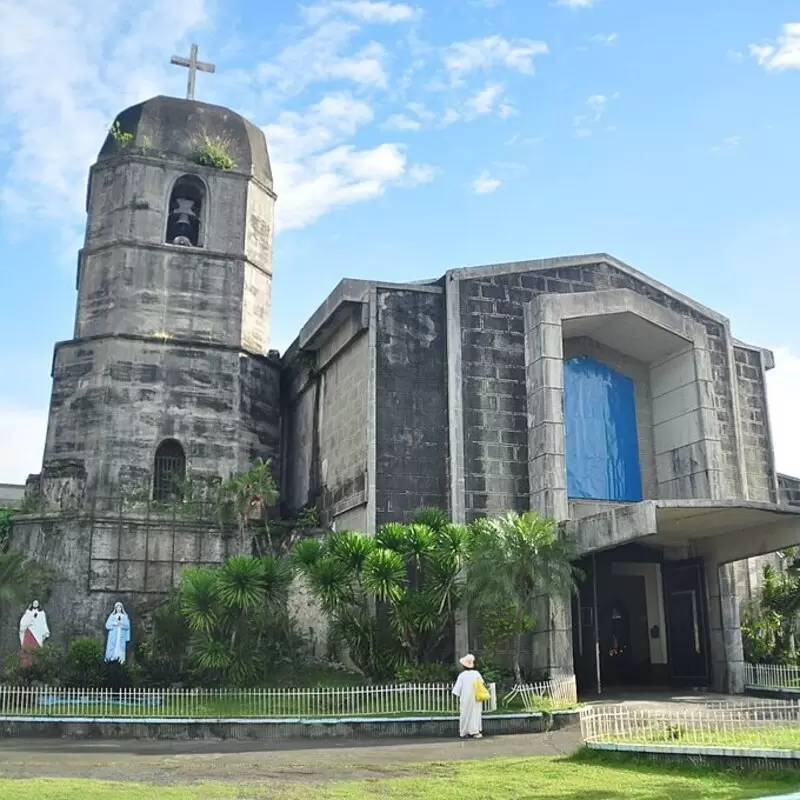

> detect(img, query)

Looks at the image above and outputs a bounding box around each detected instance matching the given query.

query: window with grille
[153,439,186,502]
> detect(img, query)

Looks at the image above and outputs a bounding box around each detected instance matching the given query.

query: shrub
[65,636,104,687]
[190,135,236,170]
[4,644,64,686]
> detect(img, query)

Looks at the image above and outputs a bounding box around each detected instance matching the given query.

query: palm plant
[0,550,53,610]
[292,509,470,681]
[0,550,31,607]
[467,510,579,685]
[178,553,293,685]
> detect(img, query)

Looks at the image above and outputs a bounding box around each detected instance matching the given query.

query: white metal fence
[0,679,517,720]
[504,675,578,712]
[580,700,800,748]
[745,663,800,691]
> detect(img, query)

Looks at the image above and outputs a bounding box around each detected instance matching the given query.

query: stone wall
[5,512,331,663]
[375,288,449,525]
[458,261,750,518]
[41,336,280,503]
[734,346,777,503]
[778,474,800,506]
[317,332,369,523]
[4,512,230,657]
[280,303,369,527]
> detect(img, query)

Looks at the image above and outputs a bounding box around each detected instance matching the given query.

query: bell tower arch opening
[153,439,187,501]
[166,174,206,247]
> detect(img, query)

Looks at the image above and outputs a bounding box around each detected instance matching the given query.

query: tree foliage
[742,560,800,665]
[467,511,580,684]
[292,509,470,681]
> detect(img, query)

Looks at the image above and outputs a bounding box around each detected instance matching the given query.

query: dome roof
[98,95,272,186]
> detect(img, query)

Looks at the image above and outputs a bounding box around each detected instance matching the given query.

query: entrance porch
[559,499,800,696]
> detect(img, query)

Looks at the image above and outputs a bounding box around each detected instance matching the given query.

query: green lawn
[1,752,798,799]
[604,724,800,750]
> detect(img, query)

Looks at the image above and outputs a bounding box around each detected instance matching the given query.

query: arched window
[153,439,186,502]
[166,175,205,247]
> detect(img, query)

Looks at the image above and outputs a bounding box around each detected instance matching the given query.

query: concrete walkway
[0,730,582,784]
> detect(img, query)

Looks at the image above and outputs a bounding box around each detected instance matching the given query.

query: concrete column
[705,558,745,694]
[531,590,574,677]
[445,274,469,661]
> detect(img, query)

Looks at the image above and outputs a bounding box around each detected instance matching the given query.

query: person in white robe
[19,601,50,667]
[452,653,485,739]
[104,602,131,664]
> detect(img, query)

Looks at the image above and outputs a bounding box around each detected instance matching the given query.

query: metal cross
[170,44,216,101]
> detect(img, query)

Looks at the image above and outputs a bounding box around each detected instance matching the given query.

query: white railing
[745,663,800,690]
[0,683,458,719]
[504,675,578,712]
[580,701,800,748]
[0,680,512,720]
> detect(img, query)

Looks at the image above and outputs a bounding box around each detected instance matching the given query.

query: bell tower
[37,72,280,507]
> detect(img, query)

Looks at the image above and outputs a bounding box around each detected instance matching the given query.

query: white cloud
[558,0,595,7]
[0,0,209,239]
[590,33,618,46]
[442,35,549,79]
[0,404,47,484]
[573,92,617,136]
[406,163,437,185]
[711,135,741,155]
[307,1,421,24]
[750,23,800,71]
[767,348,800,477]
[383,113,422,130]
[472,170,502,194]
[406,101,437,121]
[467,83,505,115]
[265,94,425,229]
[257,20,389,94]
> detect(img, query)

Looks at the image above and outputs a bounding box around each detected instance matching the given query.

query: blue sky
[0,0,799,482]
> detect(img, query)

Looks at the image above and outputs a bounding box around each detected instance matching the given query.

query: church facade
[17,95,800,694]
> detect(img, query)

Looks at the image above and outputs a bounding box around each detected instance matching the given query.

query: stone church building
[13,92,800,695]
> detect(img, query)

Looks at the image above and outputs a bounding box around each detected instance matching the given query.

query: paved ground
[0,730,582,784]
[0,690,755,785]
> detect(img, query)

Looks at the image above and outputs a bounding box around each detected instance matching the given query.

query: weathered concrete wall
[459,260,745,518]
[375,288,448,525]
[317,332,369,524]
[5,514,331,665]
[281,304,369,526]
[734,346,777,503]
[41,337,280,502]
[779,474,800,506]
[79,157,272,354]
[563,337,658,501]
[3,513,231,658]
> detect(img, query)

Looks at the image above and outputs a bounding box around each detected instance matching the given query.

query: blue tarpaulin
[564,356,643,502]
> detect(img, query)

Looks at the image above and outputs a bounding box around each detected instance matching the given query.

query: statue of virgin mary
[104,602,131,664]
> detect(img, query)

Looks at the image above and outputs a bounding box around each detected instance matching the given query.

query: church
[14,63,800,696]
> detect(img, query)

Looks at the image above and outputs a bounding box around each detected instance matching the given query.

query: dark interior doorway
[663,559,710,686]
[572,547,710,696]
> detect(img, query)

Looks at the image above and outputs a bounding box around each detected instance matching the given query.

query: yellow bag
[474,679,491,703]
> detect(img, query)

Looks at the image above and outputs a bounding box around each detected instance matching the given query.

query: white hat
[459,653,475,668]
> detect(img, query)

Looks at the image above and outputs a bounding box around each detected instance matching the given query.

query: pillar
[705,558,745,694]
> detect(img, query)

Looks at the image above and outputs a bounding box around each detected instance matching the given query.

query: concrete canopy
[568,500,800,564]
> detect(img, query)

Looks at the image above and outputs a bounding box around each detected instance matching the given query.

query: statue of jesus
[104,602,131,664]
[19,601,50,666]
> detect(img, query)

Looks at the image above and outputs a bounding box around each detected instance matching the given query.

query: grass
[604,723,800,750]
[0,752,798,799]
